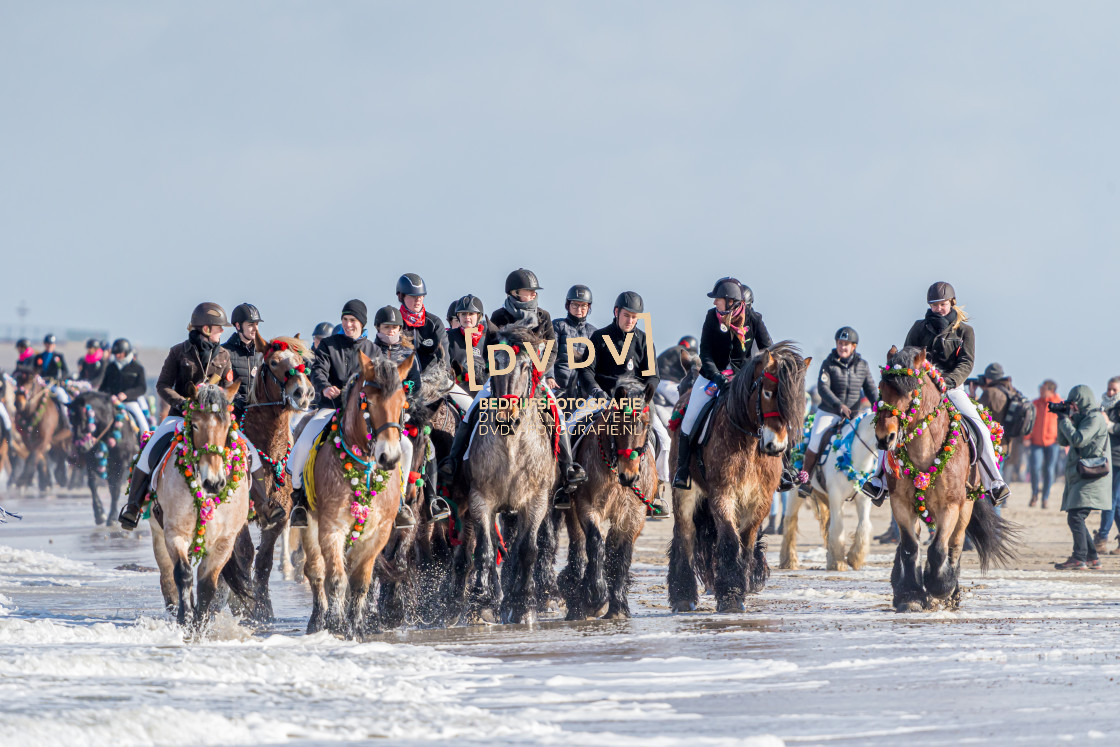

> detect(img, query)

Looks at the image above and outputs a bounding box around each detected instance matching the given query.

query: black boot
[672,435,692,490]
[798,450,818,497]
[779,451,800,493]
[552,428,587,509]
[438,407,479,484]
[425,471,450,521]
[118,468,151,531]
[289,486,309,528]
[861,476,889,507]
[250,467,286,529]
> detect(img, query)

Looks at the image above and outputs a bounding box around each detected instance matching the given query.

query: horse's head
[12,367,36,404]
[69,392,112,452]
[254,333,314,411]
[874,345,927,451]
[349,352,412,470]
[186,381,240,494]
[608,376,657,486]
[489,326,542,426]
[737,342,811,456]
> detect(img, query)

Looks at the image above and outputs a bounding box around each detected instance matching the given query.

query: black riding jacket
[448,318,492,388]
[34,351,69,382]
[403,313,448,373]
[552,314,597,395]
[373,337,422,390]
[698,307,772,384]
[310,333,383,410]
[577,321,659,399]
[222,333,263,416]
[903,311,976,390]
[99,359,147,403]
[816,350,877,417]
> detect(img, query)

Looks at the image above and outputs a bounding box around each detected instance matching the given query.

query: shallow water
[2,491,1119,746]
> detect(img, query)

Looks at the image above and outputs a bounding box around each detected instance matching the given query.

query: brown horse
[668,342,810,613]
[67,390,140,525]
[873,346,1018,612]
[563,375,658,620]
[11,370,71,491]
[240,334,314,622]
[301,353,412,637]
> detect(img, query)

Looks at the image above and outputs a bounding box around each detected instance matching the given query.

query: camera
[1047,401,1073,415]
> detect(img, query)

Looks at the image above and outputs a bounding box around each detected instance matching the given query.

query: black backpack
[1002,388,1036,438]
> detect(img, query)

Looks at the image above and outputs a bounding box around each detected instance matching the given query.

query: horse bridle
[358,383,403,438]
[602,400,652,470]
[245,349,309,411]
[729,369,783,446]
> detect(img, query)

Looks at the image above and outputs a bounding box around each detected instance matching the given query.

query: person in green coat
[1055,384,1113,570]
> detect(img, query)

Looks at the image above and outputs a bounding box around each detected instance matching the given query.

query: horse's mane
[195,383,233,412]
[417,360,454,405]
[342,355,403,402]
[613,373,648,400]
[882,346,926,395]
[726,340,807,442]
[270,335,311,360]
[492,318,543,349]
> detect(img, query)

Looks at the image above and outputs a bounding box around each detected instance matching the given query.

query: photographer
[1095,376,1120,554]
[1053,385,1113,570]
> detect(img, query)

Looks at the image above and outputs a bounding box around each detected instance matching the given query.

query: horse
[301,353,412,637]
[780,411,878,571]
[562,375,658,620]
[668,342,810,613]
[68,391,141,526]
[10,369,71,491]
[147,381,253,630]
[450,323,558,625]
[229,334,315,621]
[873,346,1019,612]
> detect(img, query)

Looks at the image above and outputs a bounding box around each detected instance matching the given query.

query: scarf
[400,304,426,328]
[376,329,401,346]
[189,329,219,364]
[1102,392,1120,414]
[462,320,486,348]
[503,295,539,326]
[924,307,957,335]
[84,351,104,365]
[113,353,135,368]
[18,349,35,363]
[716,304,749,349]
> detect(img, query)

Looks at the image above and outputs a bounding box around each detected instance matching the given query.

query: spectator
[1054,385,1112,570]
[1030,380,1063,509]
[1095,376,1120,554]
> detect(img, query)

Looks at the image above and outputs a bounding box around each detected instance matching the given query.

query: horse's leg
[106,459,124,527]
[576,508,608,620]
[165,533,195,628]
[668,488,701,612]
[505,504,543,625]
[150,521,177,612]
[449,518,475,624]
[846,493,873,570]
[196,544,232,632]
[924,502,962,602]
[301,523,328,634]
[825,485,849,572]
[603,520,640,620]
[376,527,413,630]
[280,520,295,581]
[468,490,498,615]
[252,525,279,622]
[778,494,802,570]
[319,523,348,636]
[712,491,748,613]
[88,459,106,525]
[347,540,382,638]
[741,491,770,595]
[560,505,587,619]
[533,508,561,613]
[890,504,928,613]
[944,501,972,609]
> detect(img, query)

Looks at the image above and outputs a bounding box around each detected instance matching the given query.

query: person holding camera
[1052,385,1113,570]
[1030,379,1063,508]
[1094,376,1120,554]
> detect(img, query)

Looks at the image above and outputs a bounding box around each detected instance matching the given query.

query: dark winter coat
[79,357,107,388]
[1101,394,1120,464]
[816,350,877,417]
[222,333,263,416]
[577,321,659,400]
[34,351,69,382]
[310,333,383,410]
[489,306,558,377]
[403,314,448,373]
[903,310,975,390]
[552,314,597,395]
[698,307,772,384]
[448,320,492,387]
[157,338,233,417]
[1057,385,1112,512]
[373,337,421,388]
[99,359,147,403]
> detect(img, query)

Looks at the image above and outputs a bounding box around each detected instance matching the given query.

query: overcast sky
[2,2,1117,396]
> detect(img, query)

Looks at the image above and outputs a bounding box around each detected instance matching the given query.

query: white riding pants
[680,374,718,436]
[122,401,150,433]
[137,415,261,475]
[285,407,413,491]
[0,402,10,432]
[807,411,843,453]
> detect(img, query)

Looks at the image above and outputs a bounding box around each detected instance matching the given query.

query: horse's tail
[965,498,1021,573]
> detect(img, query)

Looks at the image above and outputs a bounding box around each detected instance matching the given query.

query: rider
[373,305,422,379]
[798,327,877,497]
[552,284,597,404]
[34,334,72,405]
[396,273,448,373]
[446,301,461,331]
[117,303,278,530]
[223,303,265,420]
[674,278,771,489]
[860,282,1011,506]
[657,335,699,384]
[311,321,333,351]
[100,338,149,433]
[15,339,35,365]
[290,300,415,529]
[79,339,108,388]
[577,291,672,488]
[446,294,490,411]
[438,268,587,500]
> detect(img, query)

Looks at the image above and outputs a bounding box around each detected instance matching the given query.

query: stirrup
[118,503,142,531]
[861,479,888,506]
[672,468,691,490]
[553,486,573,510]
[394,504,417,529]
[797,479,814,498]
[428,496,451,522]
[290,505,309,528]
[988,483,1010,506]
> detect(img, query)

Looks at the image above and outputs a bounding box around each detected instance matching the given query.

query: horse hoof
[716,599,746,614]
[894,599,928,613]
[670,601,698,613]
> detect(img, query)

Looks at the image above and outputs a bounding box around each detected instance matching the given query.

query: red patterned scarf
[716,305,749,349]
[400,304,426,328]
[462,321,485,348]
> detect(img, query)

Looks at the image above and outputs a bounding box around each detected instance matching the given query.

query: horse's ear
[643,377,658,404]
[678,349,690,369]
[887,345,898,363]
[187,382,199,399]
[294,332,301,340]
[253,331,270,355]
[915,349,926,367]
[397,354,415,383]
[802,356,812,372]
[222,378,240,404]
[358,351,377,380]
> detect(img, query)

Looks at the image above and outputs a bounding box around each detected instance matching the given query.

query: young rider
[438,268,587,499]
[100,338,149,433]
[798,327,877,496]
[861,282,1011,505]
[223,303,265,421]
[311,321,333,351]
[552,285,597,404]
[79,339,108,388]
[34,334,72,405]
[446,294,489,412]
[396,273,448,373]
[15,339,35,365]
[117,303,278,530]
[674,278,772,489]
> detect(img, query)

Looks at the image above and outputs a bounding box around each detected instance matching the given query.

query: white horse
[780,411,878,571]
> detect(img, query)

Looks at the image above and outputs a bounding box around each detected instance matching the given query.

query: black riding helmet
[565,284,593,305]
[231,303,263,325]
[927,281,956,304]
[505,268,542,294]
[43,333,57,345]
[86,338,102,350]
[396,273,427,297]
[111,338,132,355]
[313,321,334,338]
[707,278,744,302]
[374,305,404,328]
[835,326,859,344]
[455,294,485,316]
[614,291,644,314]
[15,338,29,350]
[446,301,459,323]
[678,335,698,349]
[190,302,231,328]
